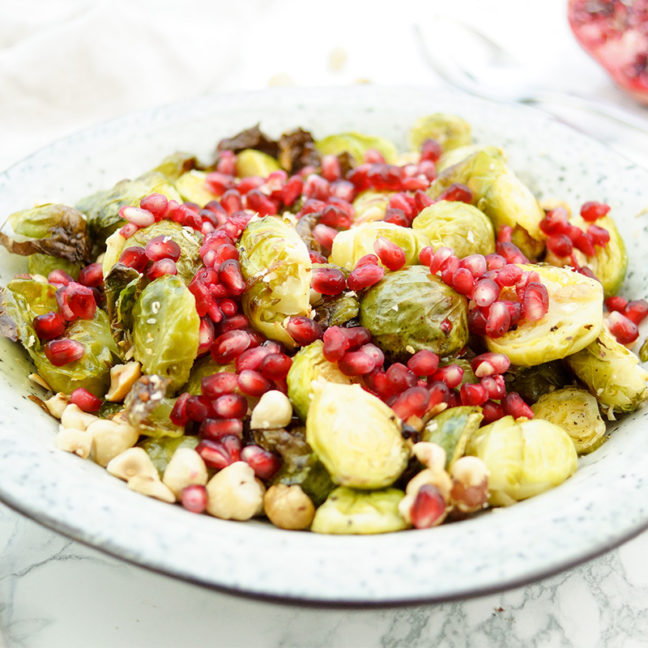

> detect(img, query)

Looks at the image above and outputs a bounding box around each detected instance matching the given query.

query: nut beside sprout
[250,390,293,429]
[55,428,93,459]
[449,456,489,513]
[86,415,139,467]
[45,393,69,419]
[60,403,98,431]
[206,461,265,521]
[106,362,141,402]
[162,448,208,498]
[264,484,315,530]
[107,447,176,503]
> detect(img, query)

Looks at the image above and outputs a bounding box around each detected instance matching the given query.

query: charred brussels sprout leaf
[306,382,410,489]
[103,264,145,353]
[531,387,607,454]
[566,328,648,415]
[286,340,358,420]
[315,132,398,165]
[237,216,312,348]
[359,266,469,358]
[277,128,320,173]
[486,264,603,366]
[422,406,483,468]
[132,275,200,391]
[216,124,279,158]
[466,415,578,506]
[139,435,199,475]
[330,222,429,271]
[505,361,573,403]
[429,150,545,259]
[412,201,495,258]
[2,204,90,265]
[311,487,408,534]
[409,113,472,153]
[313,293,359,329]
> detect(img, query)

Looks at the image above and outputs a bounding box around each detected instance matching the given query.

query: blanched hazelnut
[205,462,265,521]
[264,484,315,530]
[105,362,141,402]
[106,447,159,481]
[45,393,69,419]
[405,467,452,501]
[128,475,175,503]
[250,390,293,429]
[87,416,139,467]
[412,442,447,473]
[55,427,93,459]
[449,456,489,513]
[60,403,98,431]
[162,448,208,498]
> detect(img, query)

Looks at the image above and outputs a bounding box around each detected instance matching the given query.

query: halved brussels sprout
[315,132,398,164]
[174,170,219,206]
[139,435,199,476]
[466,415,578,506]
[132,275,200,391]
[28,254,81,281]
[505,361,574,403]
[351,191,392,225]
[359,266,469,357]
[330,222,429,271]
[237,216,312,348]
[486,264,603,366]
[311,486,408,534]
[103,264,145,353]
[253,427,335,506]
[531,387,607,454]
[566,327,648,415]
[436,145,504,173]
[313,293,359,329]
[412,201,495,258]
[306,382,410,489]
[408,113,472,153]
[545,214,627,297]
[235,149,281,178]
[422,406,483,468]
[429,150,545,259]
[102,220,202,285]
[287,340,358,420]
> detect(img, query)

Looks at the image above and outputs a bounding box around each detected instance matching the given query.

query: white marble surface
[3,0,648,646]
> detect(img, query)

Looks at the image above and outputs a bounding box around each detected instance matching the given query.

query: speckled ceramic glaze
[1,87,647,605]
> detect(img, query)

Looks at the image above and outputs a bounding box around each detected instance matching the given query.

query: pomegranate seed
[418,246,434,266]
[468,308,488,336]
[220,189,244,215]
[391,386,430,420]
[144,235,181,262]
[197,317,215,355]
[386,363,418,394]
[213,393,248,419]
[218,259,245,296]
[44,338,84,366]
[237,369,271,396]
[119,206,155,227]
[181,485,207,514]
[494,264,524,288]
[219,314,249,332]
[587,225,610,248]
[472,278,500,308]
[360,343,384,367]
[119,246,148,272]
[279,175,304,206]
[458,254,486,278]
[373,237,406,271]
[312,267,346,295]
[356,254,380,267]
[218,298,238,318]
[388,193,415,220]
[201,372,238,399]
[624,300,648,325]
[437,183,473,204]
[259,353,292,380]
[58,283,96,320]
[460,383,488,406]
[241,445,282,480]
[606,295,627,312]
[522,283,549,322]
[608,310,639,344]
[342,327,371,350]
[338,350,376,376]
[196,436,241,469]
[580,201,610,222]
[216,150,236,175]
[78,263,103,288]
[440,318,453,335]
[573,231,595,257]
[140,193,169,220]
[119,222,139,239]
[546,234,573,257]
[309,251,327,264]
[429,247,454,274]
[410,484,446,529]
[211,330,252,363]
[540,207,570,235]
[304,175,331,201]
[451,267,475,296]
[246,189,278,216]
[237,176,264,195]
[383,207,410,227]
[68,387,101,412]
[286,316,322,346]
[482,399,505,424]
[485,254,507,270]
[485,301,511,338]
[414,189,434,212]
[147,258,177,280]
[186,395,213,422]
[347,263,385,291]
[502,392,534,419]
[320,205,351,230]
[205,172,235,195]
[470,352,511,377]
[47,269,74,286]
[201,418,243,440]
[407,350,439,376]
[503,300,523,326]
[322,326,350,361]
[235,346,269,372]
[420,138,442,162]
[170,393,190,426]
[496,241,528,265]
[480,375,507,400]
[433,365,464,389]
[329,180,355,202]
[33,311,66,341]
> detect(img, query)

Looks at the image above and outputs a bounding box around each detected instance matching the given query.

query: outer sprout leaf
[408,113,472,152]
[422,406,483,468]
[315,132,398,164]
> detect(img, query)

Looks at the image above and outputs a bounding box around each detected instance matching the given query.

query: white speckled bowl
[1,87,648,605]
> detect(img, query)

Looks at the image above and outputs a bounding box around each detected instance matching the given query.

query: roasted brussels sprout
[174,170,219,206]
[531,387,607,454]
[486,264,603,366]
[235,149,281,178]
[313,293,360,329]
[505,361,573,403]
[351,191,391,225]
[102,220,202,285]
[311,486,408,534]
[306,382,410,489]
[412,201,495,258]
[237,216,312,348]
[253,427,335,506]
[132,275,200,391]
[436,145,504,173]
[422,406,483,468]
[545,214,627,297]
[566,328,648,415]
[408,113,472,153]
[103,264,145,353]
[466,415,578,506]
[28,254,81,280]
[139,435,199,475]
[287,340,358,420]
[359,266,469,357]
[330,222,429,271]
[429,150,545,259]
[315,132,398,164]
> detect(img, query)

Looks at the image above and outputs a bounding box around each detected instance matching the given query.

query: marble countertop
[2,1,648,646]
